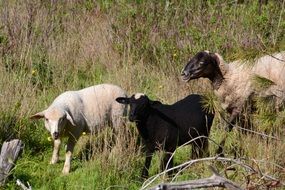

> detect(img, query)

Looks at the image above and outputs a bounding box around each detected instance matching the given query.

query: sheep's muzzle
[181,70,191,82]
[53,132,59,140]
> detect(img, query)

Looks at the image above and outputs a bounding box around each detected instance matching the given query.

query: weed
[0,0,284,189]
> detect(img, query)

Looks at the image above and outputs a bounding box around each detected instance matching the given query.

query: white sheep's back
[51,91,83,112]
[252,52,285,87]
[216,52,285,111]
[76,84,127,130]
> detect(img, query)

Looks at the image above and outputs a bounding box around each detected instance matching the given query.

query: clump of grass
[252,74,275,91]
[201,91,222,115]
[253,96,281,134]
[0,0,284,189]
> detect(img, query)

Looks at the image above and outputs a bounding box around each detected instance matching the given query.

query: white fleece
[214,51,285,113]
[31,83,127,174]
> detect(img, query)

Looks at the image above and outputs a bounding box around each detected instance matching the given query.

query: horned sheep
[116,93,214,178]
[181,51,285,130]
[30,84,127,174]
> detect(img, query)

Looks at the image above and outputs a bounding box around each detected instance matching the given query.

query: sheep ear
[210,53,223,65]
[210,52,228,75]
[65,111,76,126]
[116,97,130,104]
[30,111,45,120]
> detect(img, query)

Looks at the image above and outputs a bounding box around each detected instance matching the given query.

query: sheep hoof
[62,169,70,175]
[141,171,149,179]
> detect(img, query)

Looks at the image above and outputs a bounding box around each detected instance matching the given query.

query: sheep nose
[53,132,59,139]
[181,69,188,76]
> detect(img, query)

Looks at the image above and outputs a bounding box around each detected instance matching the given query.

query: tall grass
[0,0,284,189]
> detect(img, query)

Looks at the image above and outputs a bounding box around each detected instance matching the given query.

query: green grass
[252,75,276,91]
[0,0,285,189]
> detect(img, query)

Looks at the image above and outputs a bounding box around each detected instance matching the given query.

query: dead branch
[141,156,284,190]
[0,139,23,186]
[163,136,226,179]
[235,126,281,141]
[148,166,243,190]
[142,156,251,189]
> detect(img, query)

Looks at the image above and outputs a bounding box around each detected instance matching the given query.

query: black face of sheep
[181,51,219,82]
[116,93,149,122]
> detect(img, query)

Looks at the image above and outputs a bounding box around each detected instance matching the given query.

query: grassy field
[0,0,285,189]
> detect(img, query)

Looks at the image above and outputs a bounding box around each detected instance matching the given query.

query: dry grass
[0,0,284,189]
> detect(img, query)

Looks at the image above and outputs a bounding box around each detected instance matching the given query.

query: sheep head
[116,93,150,122]
[181,51,225,82]
[30,108,75,140]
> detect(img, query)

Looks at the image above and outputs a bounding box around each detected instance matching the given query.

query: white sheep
[181,51,285,129]
[30,84,127,174]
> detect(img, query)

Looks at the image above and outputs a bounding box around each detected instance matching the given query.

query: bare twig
[235,126,281,141]
[141,156,253,189]
[219,110,281,141]
[141,156,284,190]
[257,34,285,63]
[148,166,243,190]
[163,136,216,179]
[170,156,255,182]
[253,159,285,172]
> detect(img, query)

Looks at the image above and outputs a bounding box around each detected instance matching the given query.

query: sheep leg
[50,139,61,164]
[191,143,200,159]
[161,152,174,176]
[62,137,76,175]
[142,150,153,178]
[216,109,240,156]
[199,138,209,157]
[226,108,240,131]
[190,137,198,159]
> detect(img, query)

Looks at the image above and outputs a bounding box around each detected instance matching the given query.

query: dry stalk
[162,136,213,179]
[273,0,285,46]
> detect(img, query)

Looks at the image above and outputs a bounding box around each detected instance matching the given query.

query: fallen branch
[148,166,243,190]
[141,156,251,189]
[0,139,24,186]
[141,156,284,190]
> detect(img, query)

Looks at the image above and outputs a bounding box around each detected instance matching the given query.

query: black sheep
[116,93,214,178]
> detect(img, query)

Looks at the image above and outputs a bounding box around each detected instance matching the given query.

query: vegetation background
[0,0,284,189]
